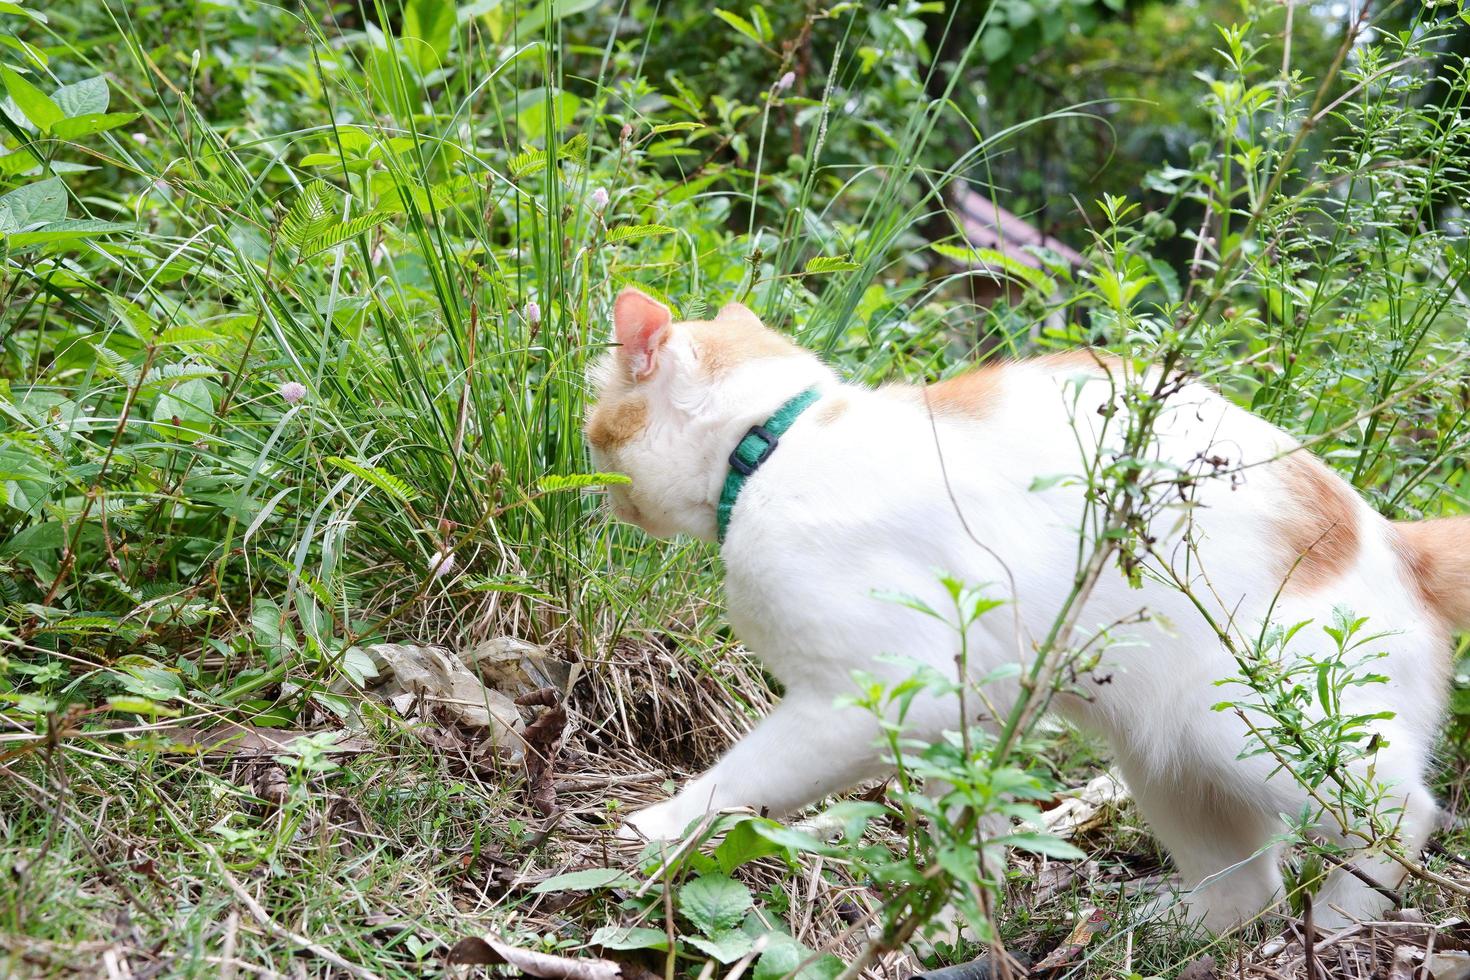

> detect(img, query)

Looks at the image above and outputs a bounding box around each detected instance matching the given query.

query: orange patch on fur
[1394,516,1470,629]
[1274,453,1360,593]
[585,396,648,450]
[687,319,798,375]
[815,398,848,425]
[925,364,1008,420]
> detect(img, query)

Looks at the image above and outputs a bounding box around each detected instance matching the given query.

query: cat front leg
[623,692,887,841]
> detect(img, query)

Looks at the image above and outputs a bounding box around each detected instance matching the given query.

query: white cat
[585,286,1467,931]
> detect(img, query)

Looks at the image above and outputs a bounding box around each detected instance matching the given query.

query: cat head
[584,287,833,540]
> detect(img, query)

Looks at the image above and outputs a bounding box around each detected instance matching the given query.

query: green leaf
[327,456,419,503]
[515,89,582,143]
[605,224,678,244]
[50,75,107,117]
[753,935,843,980]
[538,472,631,493]
[992,830,1087,859]
[687,929,756,963]
[51,112,138,140]
[803,254,860,274]
[6,218,130,247]
[980,26,1012,62]
[530,867,642,893]
[0,147,40,175]
[0,177,66,234]
[589,926,670,951]
[712,8,763,44]
[151,377,215,437]
[281,183,338,247]
[114,664,186,702]
[107,695,182,717]
[402,0,456,68]
[714,818,784,873]
[299,210,391,257]
[0,65,61,131]
[931,243,1052,290]
[678,875,752,934]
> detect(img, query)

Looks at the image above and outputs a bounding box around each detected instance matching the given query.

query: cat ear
[613,287,673,380]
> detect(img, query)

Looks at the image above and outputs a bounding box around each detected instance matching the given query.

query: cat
[584,286,1468,931]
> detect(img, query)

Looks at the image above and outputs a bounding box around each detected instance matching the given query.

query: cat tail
[1396,516,1470,629]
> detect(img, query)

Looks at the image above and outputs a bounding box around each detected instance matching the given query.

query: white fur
[592,341,1446,932]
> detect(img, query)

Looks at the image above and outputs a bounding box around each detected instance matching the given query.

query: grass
[4,0,1470,976]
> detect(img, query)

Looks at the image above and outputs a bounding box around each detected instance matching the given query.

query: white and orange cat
[585,286,1468,931]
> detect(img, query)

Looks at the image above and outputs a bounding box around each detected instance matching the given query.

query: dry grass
[3,621,1469,979]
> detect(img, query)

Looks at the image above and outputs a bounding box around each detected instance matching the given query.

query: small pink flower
[589,187,609,211]
[279,381,307,404]
[524,300,541,325]
[775,71,796,93]
[429,549,456,580]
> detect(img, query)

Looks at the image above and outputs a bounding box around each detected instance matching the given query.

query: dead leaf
[1428,951,1470,980]
[1389,945,1419,980]
[1031,907,1110,972]
[519,687,567,816]
[151,725,372,757]
[250,762,288,807]
[463,637,573,696]
[1175,955,1217,980]
[366,643,527,760]
[446,932,620,980]
[1039,771,1128,838]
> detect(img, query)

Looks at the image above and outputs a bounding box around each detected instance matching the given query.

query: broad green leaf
[114,664,186,702]
[403,0,456,69]
[712,8,763,44]
[6,218,129,247]
[678,875,752,934]
[530,867,641,893]
[993,830,1087,859]
[753,935,843,980]
[515,89,582,143]
[107,695,182,717]
[151,377,215,437]
[687,929,756,963]
[714,818,784,873]
[0,176,66,233]
[514,0,601,35]
[51,112,138,140]
[980,26,1012,61]
[0,3,48,24]
[0,65,60,131]
[2,520,64,554]
[51,75,107,117]
[588,925,670,951]
[0,147,40,175]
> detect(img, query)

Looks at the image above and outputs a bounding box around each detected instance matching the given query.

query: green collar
[716,387,821,543]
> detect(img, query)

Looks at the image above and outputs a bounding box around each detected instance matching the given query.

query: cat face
[584,287,827,540]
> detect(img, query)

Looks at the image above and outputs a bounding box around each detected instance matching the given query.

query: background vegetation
[1,0,1468,976]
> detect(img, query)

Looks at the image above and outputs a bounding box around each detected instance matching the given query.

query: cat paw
[621,800,690,842]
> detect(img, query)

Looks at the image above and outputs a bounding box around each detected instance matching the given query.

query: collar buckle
[728,424,778,477]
